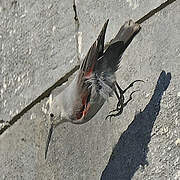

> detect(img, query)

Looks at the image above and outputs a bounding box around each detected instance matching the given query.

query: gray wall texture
[0,0,179,179]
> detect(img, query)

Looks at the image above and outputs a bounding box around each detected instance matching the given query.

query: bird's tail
[96,20,141,73]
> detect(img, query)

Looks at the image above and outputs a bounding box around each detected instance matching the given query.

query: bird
[45,19,142,159]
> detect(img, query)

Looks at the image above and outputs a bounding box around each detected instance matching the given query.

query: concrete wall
[0,0,179,179]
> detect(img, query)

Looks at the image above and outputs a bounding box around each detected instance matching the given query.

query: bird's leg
[106,82,125,119]
[108,82,125,114]
[73,0,82,64]
[105,105,124,120]
[113,80,144,109]
[106,90,139,119]
[123,90,139,107]
[122,79,144,94]
[106,80,144,120]
[114,81,125,108]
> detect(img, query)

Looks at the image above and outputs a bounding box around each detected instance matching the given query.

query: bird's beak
[45,123,54,159]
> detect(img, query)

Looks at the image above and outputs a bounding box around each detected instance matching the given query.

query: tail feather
[96,41,125,73]
[96,20,141,74]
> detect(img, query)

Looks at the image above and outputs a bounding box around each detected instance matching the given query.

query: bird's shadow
[101,70,171,180]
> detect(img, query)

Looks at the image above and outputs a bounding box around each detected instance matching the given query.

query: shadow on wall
[101,70,171,180]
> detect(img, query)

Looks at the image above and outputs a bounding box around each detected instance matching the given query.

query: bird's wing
[71,20,141,121]
[78,19,109,83]
[72,20,109,120]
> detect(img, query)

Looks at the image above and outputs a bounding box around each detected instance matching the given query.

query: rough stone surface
[0,0,180,180]
[0,0,77,122]
[0,0,167,122]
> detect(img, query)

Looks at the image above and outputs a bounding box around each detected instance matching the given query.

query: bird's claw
[106,86,141,120]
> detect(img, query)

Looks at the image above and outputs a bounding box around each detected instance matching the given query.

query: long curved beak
[45,123,54,159]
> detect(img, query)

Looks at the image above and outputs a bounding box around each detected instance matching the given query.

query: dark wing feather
[96,20,141,73]
[78,19,109,83]
[72,20,109,120]
[96,41,125,73]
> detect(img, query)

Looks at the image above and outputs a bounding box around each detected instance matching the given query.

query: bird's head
[48,94,61,125]
[48,93,68,126]
[45,93,66,159]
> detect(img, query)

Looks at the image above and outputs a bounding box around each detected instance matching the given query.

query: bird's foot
[106,90,140,120]
[122,79,144,94]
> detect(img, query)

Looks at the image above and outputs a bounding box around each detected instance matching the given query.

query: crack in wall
[0,0,177,135]
[135,0,176,24]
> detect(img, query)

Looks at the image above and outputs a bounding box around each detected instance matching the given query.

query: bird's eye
[50,113,54,118]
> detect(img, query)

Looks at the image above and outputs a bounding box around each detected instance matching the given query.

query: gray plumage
[45,19,141,159]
